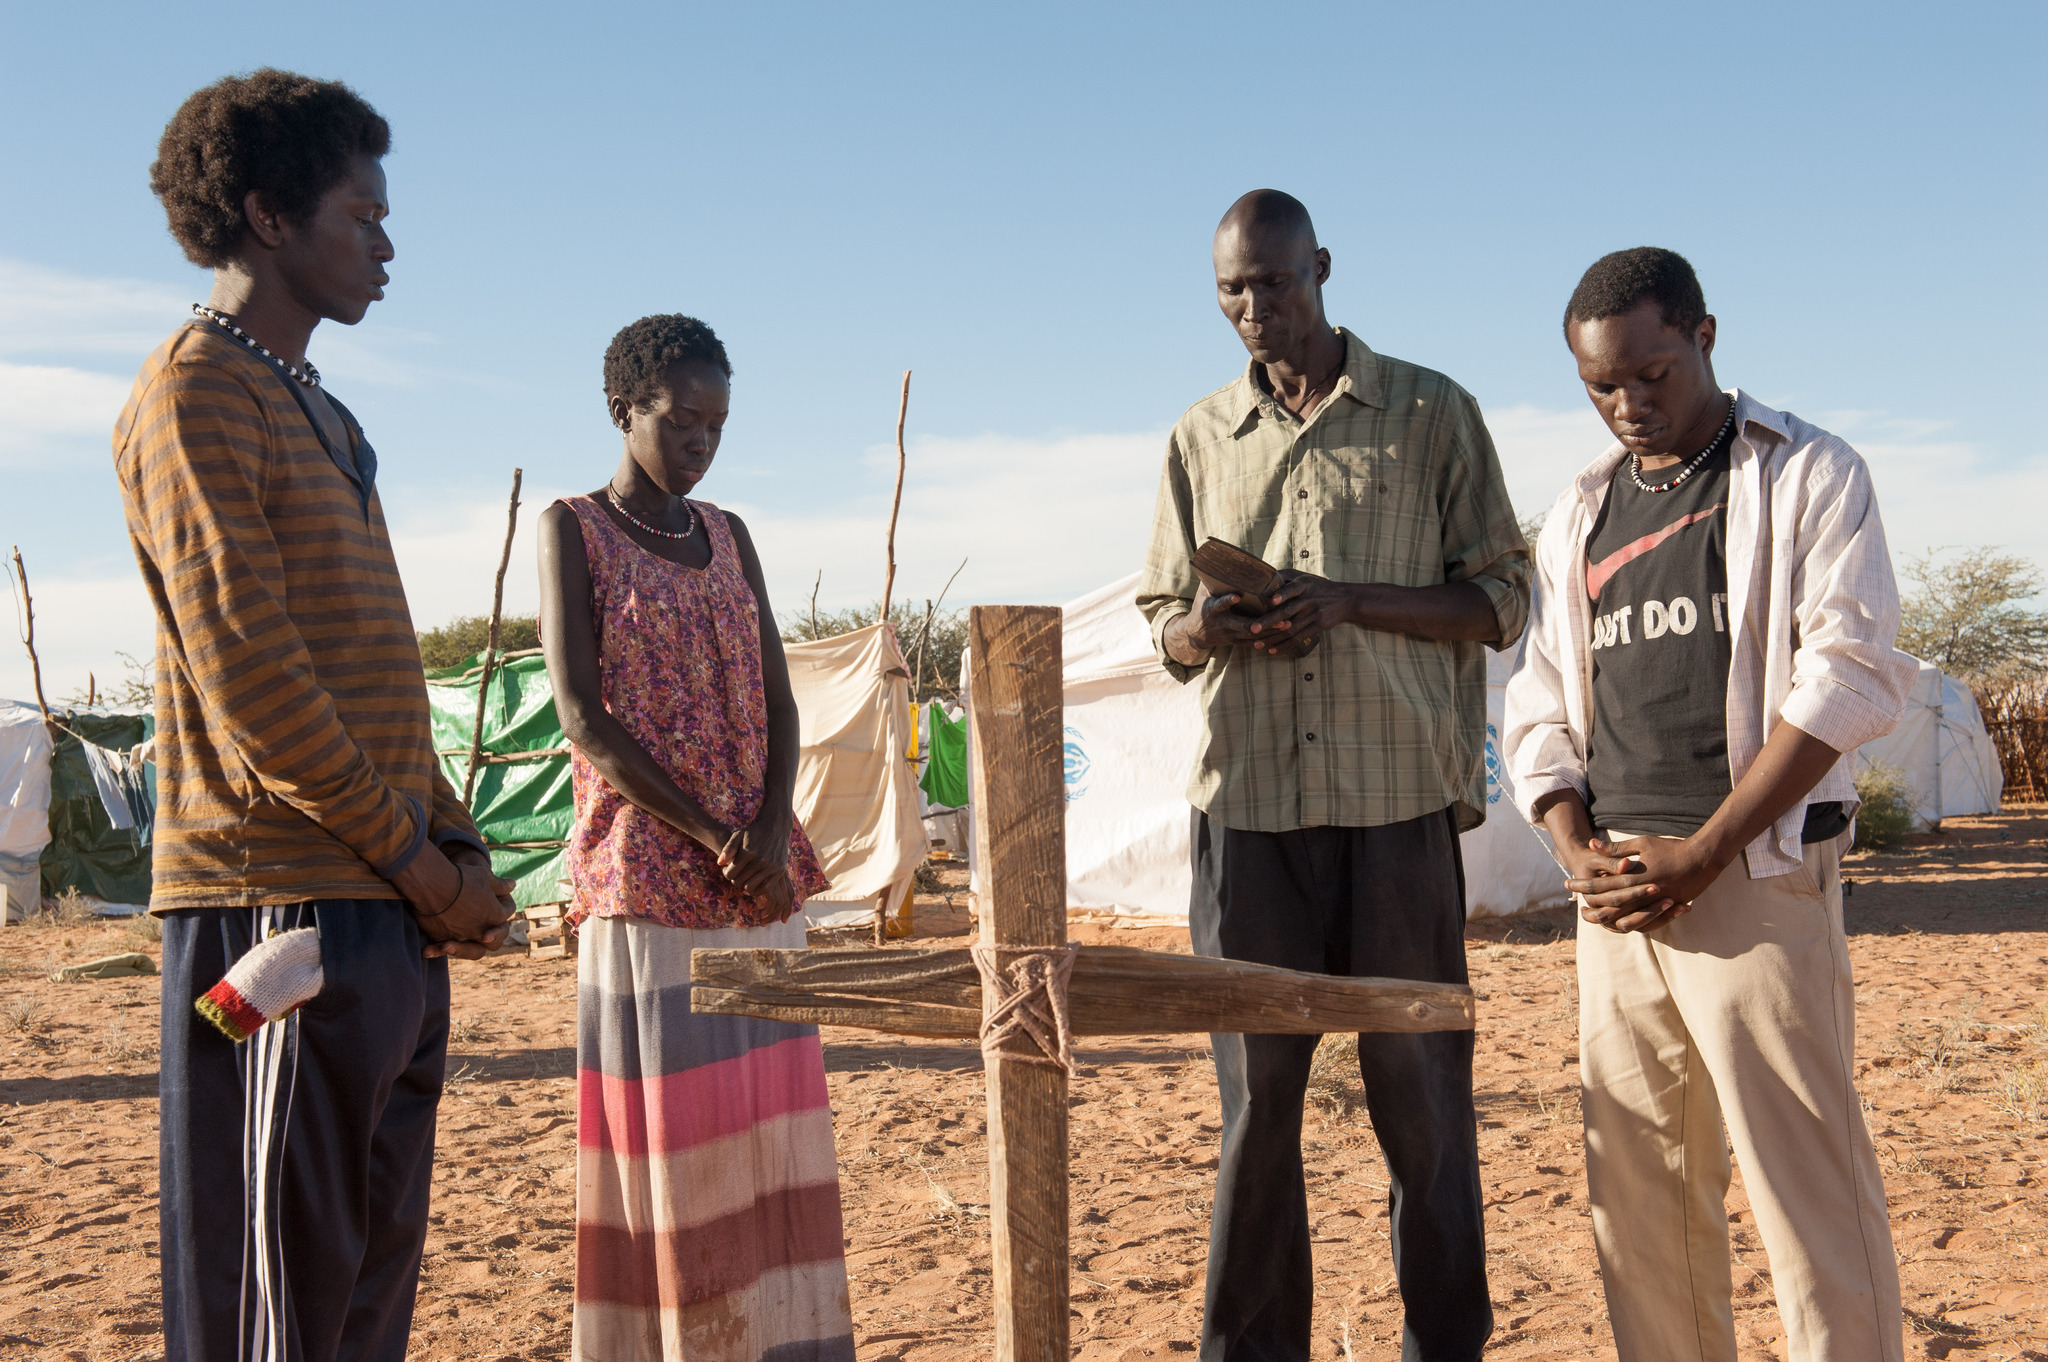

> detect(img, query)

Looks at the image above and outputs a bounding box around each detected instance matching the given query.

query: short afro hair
[603,314,733,410]
[1563,247,1706,340]
[150,69,390,268]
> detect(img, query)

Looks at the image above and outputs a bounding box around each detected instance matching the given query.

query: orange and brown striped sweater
[113,321,482,911]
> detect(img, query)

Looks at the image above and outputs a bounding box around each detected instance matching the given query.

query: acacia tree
[1897,547,2048,683]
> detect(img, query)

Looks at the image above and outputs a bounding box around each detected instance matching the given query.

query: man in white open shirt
[1503,247,1913,1362]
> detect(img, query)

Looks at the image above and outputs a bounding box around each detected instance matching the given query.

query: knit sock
[194,927,324,1042]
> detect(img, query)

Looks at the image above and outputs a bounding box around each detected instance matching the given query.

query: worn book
[1191,538,1282,614]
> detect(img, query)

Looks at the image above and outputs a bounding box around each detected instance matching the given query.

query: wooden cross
[693,606,1475,1362]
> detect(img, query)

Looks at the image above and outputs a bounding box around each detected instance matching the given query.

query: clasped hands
[1182,571,1348,659]
[1557,832,1730,934]
[395,843,518,960]
[715,816,798,924]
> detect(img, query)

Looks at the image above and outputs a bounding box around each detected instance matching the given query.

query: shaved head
[1211,189,1334,375]
[1215,188,1319,256]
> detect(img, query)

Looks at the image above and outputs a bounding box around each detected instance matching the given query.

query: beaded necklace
[606,484,698,541]
[190,305,321,388]
[1628,398,1736,494]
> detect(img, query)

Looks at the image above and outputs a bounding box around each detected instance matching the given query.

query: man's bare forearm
[1690,720,1841,866]
[1343,581,1501,643]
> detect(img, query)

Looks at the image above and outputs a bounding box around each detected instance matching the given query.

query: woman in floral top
[537,315,851,1362]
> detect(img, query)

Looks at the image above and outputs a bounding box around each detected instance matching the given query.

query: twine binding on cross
[970,943,1077,1074]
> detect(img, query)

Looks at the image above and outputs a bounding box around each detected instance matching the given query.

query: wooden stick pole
[880,370,911,621]
[462,469,524,806]
[909,598,936,701]
[8,546,52,731]
[968,605,1068,1362]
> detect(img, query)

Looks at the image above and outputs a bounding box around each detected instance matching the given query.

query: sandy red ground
[4,809,2046,1360]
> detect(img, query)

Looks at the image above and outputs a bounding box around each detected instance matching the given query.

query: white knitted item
[194,926,325,1042]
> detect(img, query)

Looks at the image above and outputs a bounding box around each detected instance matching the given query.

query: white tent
[1060,576,1206,919]
[1030,575,1570,923]
[0,700,55,921]
[1852,658,2003,830]
[785,624,931,929]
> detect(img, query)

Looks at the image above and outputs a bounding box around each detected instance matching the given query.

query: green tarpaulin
[41,709,154,906]
[425,654,574,910]
[919,701,969,810]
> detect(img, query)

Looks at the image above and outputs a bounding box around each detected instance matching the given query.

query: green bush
[418,614,542,670]
[1853,761,1915,851]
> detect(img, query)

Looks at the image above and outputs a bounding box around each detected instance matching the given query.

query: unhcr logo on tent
[1063,726,1089,803]
[1484,722,1504,805]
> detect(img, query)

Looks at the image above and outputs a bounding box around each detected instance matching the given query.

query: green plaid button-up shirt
[1138,328,1530,834]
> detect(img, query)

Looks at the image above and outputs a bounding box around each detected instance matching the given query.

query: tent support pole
[9,546,53,738]
[463,469,524,807]
[881,371,910,621]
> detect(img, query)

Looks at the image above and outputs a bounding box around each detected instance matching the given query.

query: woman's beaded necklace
[1628,398,1736,494]
[606,483,698,541]
[191,304,321,389]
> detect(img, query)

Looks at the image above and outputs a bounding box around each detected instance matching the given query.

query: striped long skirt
[573,914,855,1362]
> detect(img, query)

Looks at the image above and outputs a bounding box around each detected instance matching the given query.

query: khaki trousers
[1576,835,1902,1362]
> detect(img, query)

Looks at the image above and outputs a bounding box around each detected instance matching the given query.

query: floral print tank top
[562,494,829,928]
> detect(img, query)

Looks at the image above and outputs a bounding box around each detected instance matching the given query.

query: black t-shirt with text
[1584,433,1735,837]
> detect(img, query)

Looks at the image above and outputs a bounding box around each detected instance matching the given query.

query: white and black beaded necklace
[1628,398,1736,494]
[191,304,322,389]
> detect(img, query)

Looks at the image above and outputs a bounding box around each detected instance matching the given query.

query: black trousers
[1189,808,1491,1362]
[160,900,449,1362]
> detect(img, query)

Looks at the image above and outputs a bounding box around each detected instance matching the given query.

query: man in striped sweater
[116,70,514,1362]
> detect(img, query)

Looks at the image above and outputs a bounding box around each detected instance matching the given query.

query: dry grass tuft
[1306,1033,1363,1118]
[127,913,162,946]
[17,887,97,930]
[96,1015,154,1063]
[50,888,95,925]
[448,1014,491,1047]
[4,993,53,1041]
[1989,1001,2048,1122]
[1994,1061,2048,1122]
[1895,1001,1984,1093]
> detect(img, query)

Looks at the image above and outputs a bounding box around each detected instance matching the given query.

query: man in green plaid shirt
[1138,189,1528,1362]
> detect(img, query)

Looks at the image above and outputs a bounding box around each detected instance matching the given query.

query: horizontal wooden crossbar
[690,944,1475,1039]
[434,747,570,764]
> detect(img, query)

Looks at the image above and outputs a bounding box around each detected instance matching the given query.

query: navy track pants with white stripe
[159,901,448,1362]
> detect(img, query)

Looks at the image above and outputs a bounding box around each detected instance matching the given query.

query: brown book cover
[1190,538,1281,613]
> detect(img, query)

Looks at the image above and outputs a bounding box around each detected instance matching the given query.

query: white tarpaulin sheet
[785,624,930,928]
[0,700,56,920]
[1042,576,1570,922]
[1852,659,2002,830]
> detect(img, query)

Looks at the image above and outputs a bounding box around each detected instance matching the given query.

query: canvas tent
[1043,574,1568,922]
[1853,658,2003,830]
[0,700,55,920]
[0,699,155,919]
[785,623,931,928]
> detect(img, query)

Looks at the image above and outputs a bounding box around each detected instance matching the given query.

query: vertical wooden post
[881,370,911,620]
[463,468,523,806]
[967,605,1067,1362]
[8,546,53,735]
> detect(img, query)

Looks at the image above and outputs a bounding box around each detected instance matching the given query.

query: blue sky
[3,1,2044,700]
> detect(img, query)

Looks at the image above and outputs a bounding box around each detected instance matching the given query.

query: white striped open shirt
[1502,389,1917,878]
